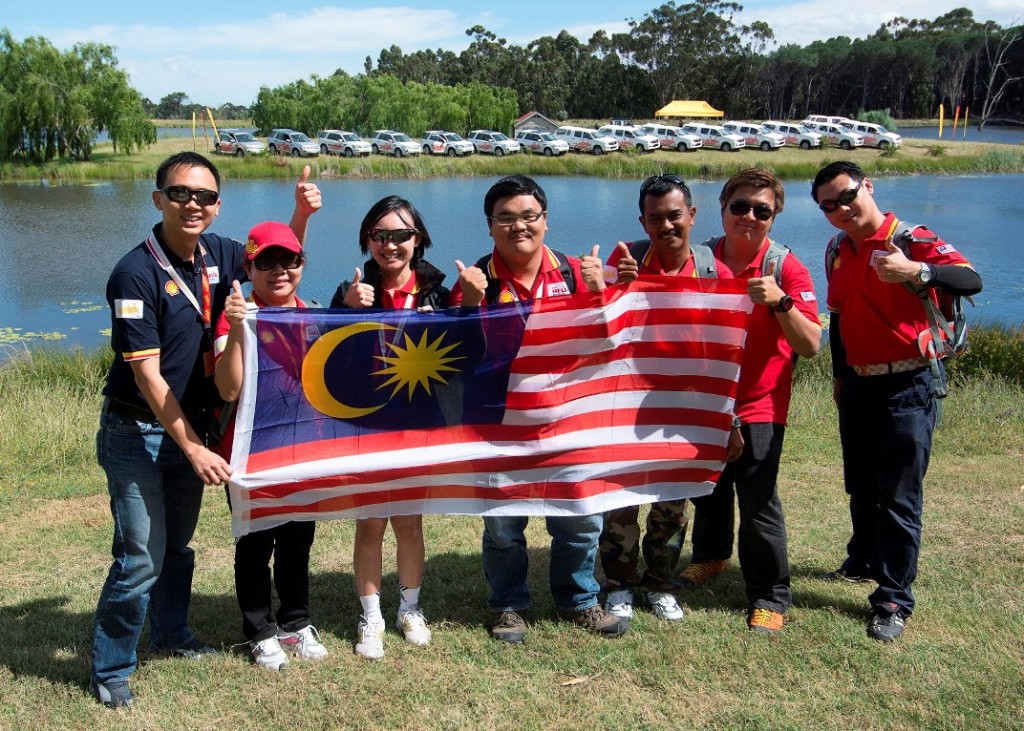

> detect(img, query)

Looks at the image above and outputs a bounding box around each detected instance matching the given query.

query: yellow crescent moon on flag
[301,321,398,419]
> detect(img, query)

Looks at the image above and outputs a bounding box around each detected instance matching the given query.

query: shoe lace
[402,610,428,631]
[750,608,780,627]
[683,560,721,583]
[299,625,324,645]
[495,611,524,629]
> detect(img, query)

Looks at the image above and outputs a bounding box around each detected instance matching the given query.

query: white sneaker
[250,636,289,670]
[645,591,685,621]
[604,588,635,619]
[397,607,432,646]
[354,618,385,660]
[278,625,328,660]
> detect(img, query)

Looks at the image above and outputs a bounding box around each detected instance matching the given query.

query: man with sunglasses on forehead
[580,173,735,625]
[451,175,629,644]
[675,169,821,635]
[812,161,981,642]
[90,152,321,706]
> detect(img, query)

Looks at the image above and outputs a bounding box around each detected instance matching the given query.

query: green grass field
[1,350,1022,730]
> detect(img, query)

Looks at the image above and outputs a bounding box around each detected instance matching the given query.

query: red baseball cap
[245,221,302,261]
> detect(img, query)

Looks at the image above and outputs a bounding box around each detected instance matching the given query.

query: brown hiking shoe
[557,604,629,637]
[676,559,729,587]
[490,611,527,644]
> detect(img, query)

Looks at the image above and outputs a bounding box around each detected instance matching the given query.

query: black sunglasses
[252,252,304,271]
[641,173,689,194]
[728,200,775,221]
[369,228,418,245]
[160,185,219,206]
[818,180,863,213]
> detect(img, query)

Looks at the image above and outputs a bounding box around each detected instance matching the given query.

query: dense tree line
[0,30,154,162]
[251,73,518,139]
[140,92,251,121]
[361,2,1022,126]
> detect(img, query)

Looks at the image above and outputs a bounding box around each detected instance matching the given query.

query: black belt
[102,396,160,424]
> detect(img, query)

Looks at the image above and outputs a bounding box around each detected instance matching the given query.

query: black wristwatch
[731,416,742,429]
[770,295,794,313]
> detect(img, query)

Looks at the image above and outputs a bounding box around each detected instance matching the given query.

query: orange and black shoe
[676,559,729,587]
[747,607,784,634]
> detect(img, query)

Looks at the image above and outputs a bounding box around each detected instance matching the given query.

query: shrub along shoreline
[2,135,1022,184]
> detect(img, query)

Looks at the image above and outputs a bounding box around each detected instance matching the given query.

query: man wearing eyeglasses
[811,160,982,641]
[580,173,736,625]
[674,168,821,635]
[451,175,629,644]
[90,152,320,706]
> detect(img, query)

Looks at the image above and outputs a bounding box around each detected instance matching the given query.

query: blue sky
[5,1,1019,106]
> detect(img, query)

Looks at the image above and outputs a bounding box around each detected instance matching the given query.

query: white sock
[359,593,383,624]
[399,584,421,613]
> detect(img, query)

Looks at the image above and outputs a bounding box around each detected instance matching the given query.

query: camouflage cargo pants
[599,499,689,592]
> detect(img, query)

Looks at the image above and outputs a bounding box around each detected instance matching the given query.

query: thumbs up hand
[344,267,375,308]
[872,236,917,283]
[581,244,606,292]
[293,164,321,216]
[746,258,785,307]
[615,241,639,284]
[225,280,248,325]
[455,259,488,307]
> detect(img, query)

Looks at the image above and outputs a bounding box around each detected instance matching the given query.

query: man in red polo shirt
[812,160,982,641]
[451,174,628,645]
[675,168,822,634]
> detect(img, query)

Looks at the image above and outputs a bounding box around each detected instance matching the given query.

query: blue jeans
[481,514,602,613]
[838,366,937,615]
[91,408,205,683]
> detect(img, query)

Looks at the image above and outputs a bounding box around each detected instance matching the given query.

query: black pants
[234,520,316,642]
[690,423,791,613]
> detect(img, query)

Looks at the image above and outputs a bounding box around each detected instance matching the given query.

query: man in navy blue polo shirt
[90,152,321,707]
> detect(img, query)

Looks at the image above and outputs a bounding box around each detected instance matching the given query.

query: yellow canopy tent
[654,100,724,118]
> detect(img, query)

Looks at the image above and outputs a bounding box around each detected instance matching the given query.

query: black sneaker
[867,603,907,642]
[91,678,134,708]
[556,604,629,638]
[822,566,872,583]
[490,610,528,644]
[165,637,218,659]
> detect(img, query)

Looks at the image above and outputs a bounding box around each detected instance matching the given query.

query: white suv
[215,129,265,157]
[368,130,421,157]
[467,130,520,156]
[840,121,903,149]
[422,130,475,157]
[635,124,703,152]
[722,121,786,151]
[680,123,746,151]
[803,121,865,150]
[762,121,822,150]
[554,126,619,154]
[318,130,371,157]
[267,129,320,157]
[806,114,852,127]
[596,125,660,152]
[515,130,569,156]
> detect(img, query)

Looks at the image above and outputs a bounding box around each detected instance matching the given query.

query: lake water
[0,174,1021,354]
[896,125,1024,145]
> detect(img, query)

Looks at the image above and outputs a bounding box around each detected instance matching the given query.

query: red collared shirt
[381,269,419,310]
[606,241,735,279]
[449,246,582,304]
[825,212,972,366]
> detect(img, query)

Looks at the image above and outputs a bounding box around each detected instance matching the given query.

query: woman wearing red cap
[214,220,328,670]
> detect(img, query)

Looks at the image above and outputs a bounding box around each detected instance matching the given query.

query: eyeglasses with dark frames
[818,179,863,213]
[727,200,775,221]
[159,185,219,206]
[488,211,546,227]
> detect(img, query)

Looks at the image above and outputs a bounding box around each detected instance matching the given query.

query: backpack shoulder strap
[474,253,503,305]
[760,239,790,287]
[825,233,845,283]
[548,248,577,294]
[627,239,652,267]
[690,244,718,279]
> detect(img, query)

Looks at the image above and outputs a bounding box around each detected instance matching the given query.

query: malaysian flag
[226,277,751,537]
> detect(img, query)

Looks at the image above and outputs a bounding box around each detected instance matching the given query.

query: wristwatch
[916,263,934,285]
[731,416,742,429]
[770,295,794,313]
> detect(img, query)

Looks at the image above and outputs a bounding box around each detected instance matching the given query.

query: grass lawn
[1,356,1023,730]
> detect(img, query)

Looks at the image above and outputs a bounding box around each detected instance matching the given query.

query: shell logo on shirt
[498,290,515,303]
[164,281,180,296]
[832,256,842,272]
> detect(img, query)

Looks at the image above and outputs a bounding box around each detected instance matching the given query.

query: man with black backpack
[451,175,629,644]
[812,161,982,641]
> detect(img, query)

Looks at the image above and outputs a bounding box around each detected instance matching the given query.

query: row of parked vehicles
[213,116,902,158]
